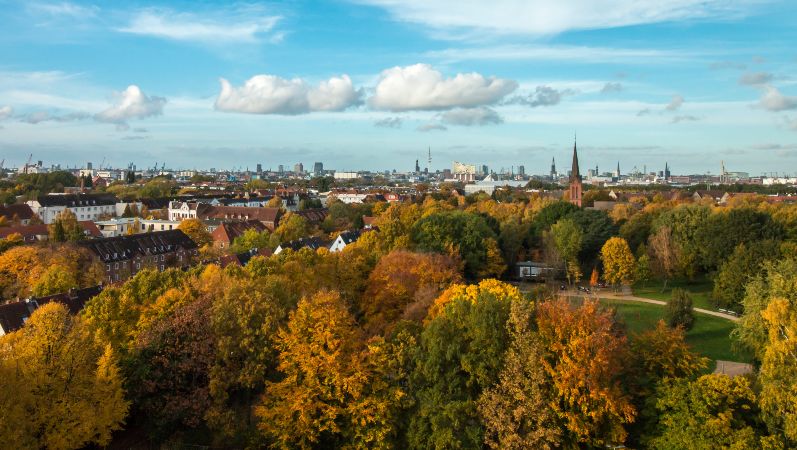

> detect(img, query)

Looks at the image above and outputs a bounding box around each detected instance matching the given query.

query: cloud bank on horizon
[0,0,795,173]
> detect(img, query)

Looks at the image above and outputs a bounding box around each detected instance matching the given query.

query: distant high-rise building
[550,157,556,179]
[294,163,304,174]
[569,139,582,208]
[278,164,284,174]
[313,162,323,175]
[256,163,262,173]
[415,159,420,173]
[664,162,671,180]
[87,162,93,170]
[518,165,525,176]
[481,165,489,176]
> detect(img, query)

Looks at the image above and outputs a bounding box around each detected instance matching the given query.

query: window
[159,265,164,271]
[161,255,165,261]
[136,263,140,270]
[114,262,119,269]
[106,264,110,271]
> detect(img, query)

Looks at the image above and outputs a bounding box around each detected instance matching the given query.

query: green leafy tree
[713,240,781,311]
[48,209,84,242]
[696,208,783,271]
[549,218,582,285]
[648,374,773,450]
[666,288,695,331]
[230,228,272,253]
[407,281,517,449]
[410,210,500,279]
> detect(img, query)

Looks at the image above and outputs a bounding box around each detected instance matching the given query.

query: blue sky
[0,0,796,175]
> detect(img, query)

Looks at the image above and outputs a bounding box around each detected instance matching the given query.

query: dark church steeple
[568,137,583,207]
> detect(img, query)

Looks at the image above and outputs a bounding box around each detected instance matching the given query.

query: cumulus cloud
[600,82,623,94]
[665,94,684,111]
[0,106,12,120]
[356,0,759,36]
[21,111,90,124]
[417,123,447,132]
[369,64,517,111]
[374,117,403,128]
[95,85,166,124]
[506,86,574,107]
[739,72,773,86]
[440,106,503,126]
[214,74,362,115]
[118,7,281,44]
[670,114,699,124]
[757,86,797,112]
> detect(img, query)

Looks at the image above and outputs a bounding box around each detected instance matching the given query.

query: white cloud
[21,111,90,124]
[27,1,98,19]
[665,95,684,111]
[0,106,12,120]
[739,72,773,86]
[417,123,447,132]
[374,117,403,128]
[356,0,760,36]
[440,107,503,126]
[214,74,362,115]
[758,86,797,112]
[369,64,517,111]
[425,44,696,64]
[671,114,700,124]
[95,85,166,124]
[118,8,281,44]
[601,82,624,94]
[506,86,575,107]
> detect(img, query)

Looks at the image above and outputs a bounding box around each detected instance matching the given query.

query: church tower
[550,157,557,180]
[569,139,582,207]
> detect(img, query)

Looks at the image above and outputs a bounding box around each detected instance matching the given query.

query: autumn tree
[758,296,797,445]
[712,240,781,311]
[410,210,501,279]
[478,298,561,449]
[48,209,84,242]
[129,296,216,438]
[549,218,582,285]
[0,244,103,299]
[230,228,272,253]
[273,212,309,243]
[257,290,393,449]
[601,236,636,288]
[0,303,128,448]
[535,299,635,447]
[360,250,462,335]
[648,375,773,450]
[177,218,212,247]
[648,225,680,291]
[666,288,695,331]
[408,281,519,449]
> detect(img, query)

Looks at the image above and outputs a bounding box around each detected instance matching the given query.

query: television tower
[427,146,432,171]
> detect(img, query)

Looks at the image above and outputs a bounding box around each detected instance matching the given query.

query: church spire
[570,138,581,182]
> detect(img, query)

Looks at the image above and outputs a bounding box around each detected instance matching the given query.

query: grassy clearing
[633,277,715,311]
[598,298,752,364]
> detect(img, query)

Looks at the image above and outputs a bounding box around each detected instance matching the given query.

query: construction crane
[99,156,106,170]
[24,153,33,174]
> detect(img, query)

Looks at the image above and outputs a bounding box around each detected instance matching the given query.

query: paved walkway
[518,286,740,322]
[714,360,753,377]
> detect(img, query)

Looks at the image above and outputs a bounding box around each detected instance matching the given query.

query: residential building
[0,204,35,225]
[329,229,364,252]
[27,193,118,224]
[79,229,199,283]
[274,236,326,254]
[211,220,268,250]
[0,221,102,242]
[0,285,103,336]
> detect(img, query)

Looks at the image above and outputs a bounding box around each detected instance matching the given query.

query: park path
[513,284,740,322]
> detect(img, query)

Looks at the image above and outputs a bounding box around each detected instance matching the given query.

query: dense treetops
[0,189,796,447]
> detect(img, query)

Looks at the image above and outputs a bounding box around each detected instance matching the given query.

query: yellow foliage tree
[759,297,797,444]
[0,303,129,448]
[177,218,212,247]
[428,279,523,321]
[600,237,636,287]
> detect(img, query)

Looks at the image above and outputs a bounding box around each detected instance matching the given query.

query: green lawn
[633,278,715,311]
[599,298,752,364]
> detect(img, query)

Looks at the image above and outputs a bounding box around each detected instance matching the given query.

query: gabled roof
[294,208,328,223]
[198,206,282,225]
[336,229,363,245]
[278,236,326,252]
[0,204,35,221]
[0,285,103,334]
[79,229,198,262]
[0,221,102,240]
[34,193,118,207]
[211,220,267,244]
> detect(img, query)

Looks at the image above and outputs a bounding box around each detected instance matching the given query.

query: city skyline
[1,0,797,173]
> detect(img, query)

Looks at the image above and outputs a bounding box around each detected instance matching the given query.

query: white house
[168,201,201,221]
[95,217,182,237]
[27,193,118,224]
[329,230,363,252]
